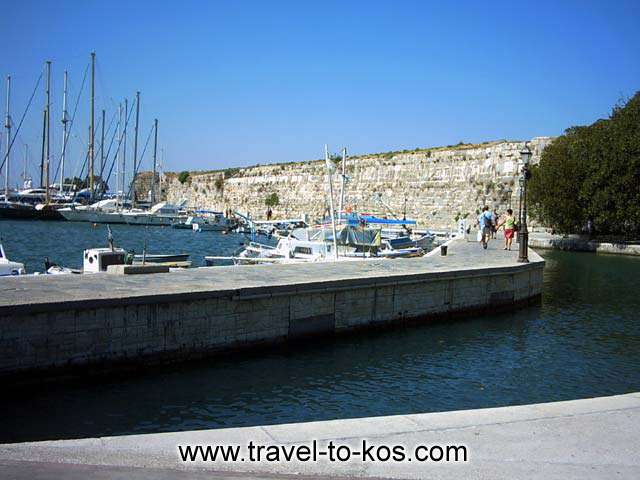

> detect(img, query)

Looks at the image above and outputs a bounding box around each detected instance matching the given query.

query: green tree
[529,92,640,236]
[265,192,279,207]
[178,171,190,184]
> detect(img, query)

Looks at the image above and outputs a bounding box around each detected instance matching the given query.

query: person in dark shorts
[477,206,493,249]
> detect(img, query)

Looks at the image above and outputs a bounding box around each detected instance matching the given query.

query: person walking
[477,206,493,249]
[497,208,516,250]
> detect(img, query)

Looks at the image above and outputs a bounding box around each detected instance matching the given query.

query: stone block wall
[0,261,543,381]
[148,137,553,229]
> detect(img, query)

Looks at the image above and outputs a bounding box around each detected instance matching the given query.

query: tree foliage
[264,192,279,207]
[528,92,640,236]
[178,171,190,184]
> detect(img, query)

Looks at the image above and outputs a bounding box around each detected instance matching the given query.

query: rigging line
[96,98,136,193]
[98,110,118,162]
[52,63,89,183]
[102,131,120,189]
[98,115,119,181]
[126,123,155,200]
[95,60,117,110]
[0,72,43,174]
[55,107,103,183]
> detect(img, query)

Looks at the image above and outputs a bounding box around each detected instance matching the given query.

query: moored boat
[122,201,186,226]
[0,243,26,276]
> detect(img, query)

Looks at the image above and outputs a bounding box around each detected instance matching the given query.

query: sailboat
[0,62,72,220]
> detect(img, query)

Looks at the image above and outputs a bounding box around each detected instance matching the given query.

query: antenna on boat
[3,75,11,201]
[324,144,339,261]
[107,225,114,252]
[60,70,69,196]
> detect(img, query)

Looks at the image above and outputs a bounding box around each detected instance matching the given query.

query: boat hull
[58,209,127,224]
[123,215,179,226]
[0,203,64,220]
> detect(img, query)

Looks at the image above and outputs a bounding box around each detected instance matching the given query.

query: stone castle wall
[140,137,552,229]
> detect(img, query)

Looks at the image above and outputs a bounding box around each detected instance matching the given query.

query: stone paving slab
[0,393,637,479]
[0,238,542,313]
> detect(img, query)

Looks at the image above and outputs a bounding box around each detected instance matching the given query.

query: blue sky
[1,0,639,184]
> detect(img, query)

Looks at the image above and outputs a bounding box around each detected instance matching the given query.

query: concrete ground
[0,236,540,313]
[1,392,638,479]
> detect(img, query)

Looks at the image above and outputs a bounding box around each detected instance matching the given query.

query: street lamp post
[518,143,532,263]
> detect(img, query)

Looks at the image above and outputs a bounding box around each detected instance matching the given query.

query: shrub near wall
[529,92,640,236]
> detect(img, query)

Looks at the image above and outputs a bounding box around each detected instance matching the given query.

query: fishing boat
[204,224,421,266]
[43,226,191,274]
[0,243,26,276]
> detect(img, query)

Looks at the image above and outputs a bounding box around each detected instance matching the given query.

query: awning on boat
[357,215,417,225]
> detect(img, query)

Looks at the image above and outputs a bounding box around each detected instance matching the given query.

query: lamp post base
[517,230,529,263]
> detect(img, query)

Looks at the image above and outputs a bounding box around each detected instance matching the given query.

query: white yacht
[121,201,186,226]
[58,199,127,224]
[0,243,26,276]
[190,212,236,232]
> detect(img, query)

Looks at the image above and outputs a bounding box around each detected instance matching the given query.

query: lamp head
[520,143,532,166]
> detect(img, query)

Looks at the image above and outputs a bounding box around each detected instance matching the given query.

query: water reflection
[0,249,639,443]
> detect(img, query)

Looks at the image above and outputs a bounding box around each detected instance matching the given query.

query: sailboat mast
[338,147,347,220]
[23,144,28,187]
[116,102,121,209]
[122,98,127,200]
[131,91,140,206]
[3,75,11,201]
[60,70,69,194]
[151,118,158,204]
[44,61,51,204]
[100,109,105,181]
[160,148,164,201]
[89,52,95,197]
[39,106,45,188]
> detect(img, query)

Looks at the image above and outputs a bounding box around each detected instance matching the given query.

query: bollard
[440,245,448,256]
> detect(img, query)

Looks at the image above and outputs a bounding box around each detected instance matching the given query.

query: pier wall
[143,137,553,229]
[0,244,544,381]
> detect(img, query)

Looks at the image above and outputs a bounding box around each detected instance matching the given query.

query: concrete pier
[0,392,638,479]
[0,239,544,382]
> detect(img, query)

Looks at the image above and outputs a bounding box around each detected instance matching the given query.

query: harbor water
[0,221,639,443]
[0,219,251,272]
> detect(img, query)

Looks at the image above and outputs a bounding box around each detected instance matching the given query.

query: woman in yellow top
[497,208,516,250]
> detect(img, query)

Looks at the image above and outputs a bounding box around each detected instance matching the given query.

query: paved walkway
[1,393,638,479]
[0,237,540,313]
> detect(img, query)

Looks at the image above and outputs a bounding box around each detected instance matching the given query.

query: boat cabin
[83,248,127,273]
